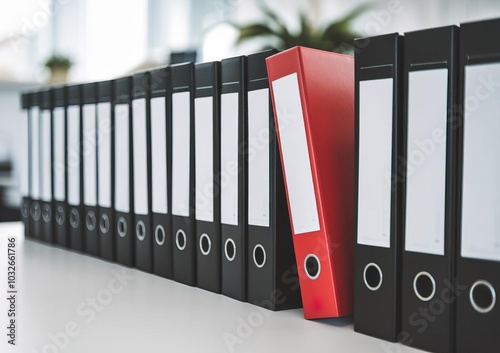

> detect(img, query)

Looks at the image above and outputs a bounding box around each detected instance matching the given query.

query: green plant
[44,54,72,70]
[229,2,371,53]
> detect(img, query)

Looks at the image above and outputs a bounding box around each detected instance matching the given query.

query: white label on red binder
[221,92,239,226]
[405,69,448,256]
[248,88,270,227]
[97,102,112,208]
[461,62,500,262]
[151,97,168,214]
[40,109,52,202]
[172,92,190,217]
[83,104,97,206]
[357,78,393,248]
[271,73,320,234]
[20,108,29,197]
[114,103,130,213]
[194,96,214,222]
[53,107,66,201]
[67,105,80,206]
[132,98,149,215]
[30,107,40,199]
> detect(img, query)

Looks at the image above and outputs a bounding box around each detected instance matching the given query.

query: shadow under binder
[153,213,173,279]
[134,214,153,272]
[84,205,99,256]
[115,211,134,267]
[98,206,114,261]
[54,200,68,247]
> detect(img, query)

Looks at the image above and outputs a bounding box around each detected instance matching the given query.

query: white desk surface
[0,222,423,353]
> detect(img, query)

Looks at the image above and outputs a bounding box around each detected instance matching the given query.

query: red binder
[266,46,354,319]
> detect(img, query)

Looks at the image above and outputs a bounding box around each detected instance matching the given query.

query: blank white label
[405,69,448,255]
[132,98,149,215]
[40,109,52,202]
[171,92,190,217]
[151,97,168,214]
[83,104,97,206]
[357,79,393,248]
[67,105,80,206]
[115,104,130,213]
[461,62,500,262]
[195,96,214,222]
[19,109,29,197]
[221,93,239,226]
[53,107,66,201]
[271,73,319,234]
[248,88,270,227]
[30,107,40,199]
[97,102,112,208]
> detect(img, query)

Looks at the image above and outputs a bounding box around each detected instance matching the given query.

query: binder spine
[97,80,115,261]
[220,56,248,301]
[194,61,222,293]
[29,91,41,240]
[20,92,31,238]
[52,86,68,247]
[132,72,153,272]
[150,67,173,279]
[82,82,99,256]
[171,63,196,286]
[114,76,134,267]
[40,88,54,243]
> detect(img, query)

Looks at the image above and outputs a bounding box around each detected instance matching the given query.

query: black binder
[97,80,115,261]
[52,86,69,247]
[354,34,403,340]
[114,77,134,267]
[170,63,196,286]
[194,61,222,293]
[401,25,459,353]
[456,18,500,353]
[82,82,99,256]
[132,72,153,272]
[220,55,248,301]
[246,50,301,310]
[39,88,53,243]
[29,90,41,240]
[150,67,173,279]
[20,93,31,238]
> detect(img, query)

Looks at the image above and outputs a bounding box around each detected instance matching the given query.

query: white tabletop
[0,222,423,353]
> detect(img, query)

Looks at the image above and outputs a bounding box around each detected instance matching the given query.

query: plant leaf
[235,23,280,44]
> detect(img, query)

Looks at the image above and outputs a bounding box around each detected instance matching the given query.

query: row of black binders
[19,49,302,310]
[354,18,500,353]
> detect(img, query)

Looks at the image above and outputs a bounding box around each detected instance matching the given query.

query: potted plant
[229,2,370,54]
[44,54,72,83]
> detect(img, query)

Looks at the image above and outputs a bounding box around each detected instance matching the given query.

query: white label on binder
[172,92,190,217]
[151,97,168,214]
[97,102,112,208]
[272,73,319,234]
[462,62,500,262]
[53,107,66,201]
[357,78,393,248]
[221,92,239,226]
[20,109,29,197]
[195,96,214,222]
[30,107,40,199]
[40,109,52,202]
[67,105,80,206]
[405,69,448,256]
[248,88,270,227]
[132,98,149,215]
[115,103,130,213]
[83,104,97,206]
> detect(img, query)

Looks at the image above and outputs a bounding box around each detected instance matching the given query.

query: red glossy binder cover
[266,46,354,319]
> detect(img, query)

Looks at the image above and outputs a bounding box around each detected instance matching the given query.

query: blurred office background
[0,0,499,221]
